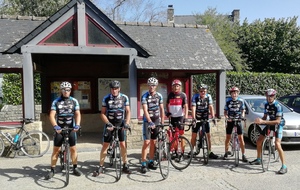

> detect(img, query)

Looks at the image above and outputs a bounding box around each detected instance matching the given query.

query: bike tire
[158,138,170,179]
[20,130,50,157]
[65,144,70,185]
[114,143,122,181]
[261,138,271,172]
[234,138,239,167]
[201,134,209,165]
[170,135,193,170]
[0,137,5,156]
[59,149,65,171]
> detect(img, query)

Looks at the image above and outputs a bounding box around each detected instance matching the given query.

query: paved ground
[0,138,300,190]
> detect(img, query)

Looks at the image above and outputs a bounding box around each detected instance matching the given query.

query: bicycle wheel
[65,145,70,185]
[20,130,50,157]
[158,139,170,179]
[261,138,271,172]
[234,138,239,167]
[201,134,209,165]
[170,136,193,170]
[114,143,122,181]
[0,138,5,156]
[229,134,235,157]
[59,150,65,171]
[270,139,279,163]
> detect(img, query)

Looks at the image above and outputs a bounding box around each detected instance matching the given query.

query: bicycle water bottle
[13,134,20,143]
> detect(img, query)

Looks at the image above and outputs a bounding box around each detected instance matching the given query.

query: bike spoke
[158,140,170,179]
[170,136,193,170]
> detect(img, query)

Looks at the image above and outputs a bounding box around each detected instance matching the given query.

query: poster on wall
[98,78,130,111]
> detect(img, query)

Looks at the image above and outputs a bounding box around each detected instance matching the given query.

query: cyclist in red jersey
[166,79,189,158]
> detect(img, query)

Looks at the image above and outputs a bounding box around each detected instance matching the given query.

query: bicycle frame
[0,118,50,158]
[261,125,279,172]
[167,121,193,170]
[59,127,72,186]
[107,125,123,181]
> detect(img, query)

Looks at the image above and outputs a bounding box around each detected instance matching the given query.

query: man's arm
[159,103,165,124]
[100,107,110,124]
[125,105,131,125]
[142,104,152,123]
[49,110,57,127]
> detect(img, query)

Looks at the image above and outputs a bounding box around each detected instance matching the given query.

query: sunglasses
[62,89,71,92]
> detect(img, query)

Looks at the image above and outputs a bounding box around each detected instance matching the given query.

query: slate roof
[0,0,232,71]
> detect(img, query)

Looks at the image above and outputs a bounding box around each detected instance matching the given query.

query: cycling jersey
[167,92,187,117]
[264,100,285,126]
[102,93,129,124]
[141,91,163,121]
[192,93,213,120]
[224,97,245,119]
[51,96,79,127]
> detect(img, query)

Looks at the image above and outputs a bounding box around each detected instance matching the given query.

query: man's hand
[54,125,62,133]
[106,122,114,131]
[148,121,155,129]
[166,112,172,117]
[124,123,130,129]
[74,125,80,131]
[212,118,216,125]
[183,118,187,124]
[254,118,263,124]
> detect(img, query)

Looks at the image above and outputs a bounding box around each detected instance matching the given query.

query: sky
[164,0,300,25]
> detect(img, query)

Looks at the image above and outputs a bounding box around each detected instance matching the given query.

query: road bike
[168,121,193,170]
[228,118,245,167]
[152,123,170,179]
[59,127,82,185]
[189,119,215,165]
[260,124,279,172]
[0,118,50,158]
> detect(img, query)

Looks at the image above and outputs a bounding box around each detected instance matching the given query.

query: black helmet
[109,80,121,88]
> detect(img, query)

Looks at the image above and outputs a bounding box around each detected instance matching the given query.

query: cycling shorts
[226,121,243,135]
[53,130,77,147]
[192,121,210,134]
[143,119,160,140]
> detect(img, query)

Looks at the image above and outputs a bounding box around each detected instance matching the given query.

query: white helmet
[147,77,158,86]
[60,81,72,89]
[265,89,277,96]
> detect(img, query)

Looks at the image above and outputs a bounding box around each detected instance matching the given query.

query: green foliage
[0,0,69,17]
[238,17,300,74]
[193,72,300,99]
[2,73,41,105]
[195,8,246,72]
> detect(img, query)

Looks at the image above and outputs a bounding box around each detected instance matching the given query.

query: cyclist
[166,79,188,158]
[140,77,165,174]
[190,84,219,159]
[93,80,131,176]
[46,81,82,179]
[223,86,248,162]
[250,89,287,174]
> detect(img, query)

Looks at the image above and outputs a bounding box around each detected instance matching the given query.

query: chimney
[231,9,240,22]
[167,5,174,23]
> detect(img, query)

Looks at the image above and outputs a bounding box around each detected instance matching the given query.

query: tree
[0,0,69,17]
[195,8,247,72]
[238,17,300,74]
[2,73,41,105]
[94,0,166,22]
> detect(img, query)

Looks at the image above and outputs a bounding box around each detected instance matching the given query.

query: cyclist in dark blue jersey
[224,86,248,162]
[250,89,287,174]
[46,81,82,179]
[140,77,165,174]
[190,84,218,159]
[94,80,131,175]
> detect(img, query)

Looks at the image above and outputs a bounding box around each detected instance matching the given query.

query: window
[50,80,91,110]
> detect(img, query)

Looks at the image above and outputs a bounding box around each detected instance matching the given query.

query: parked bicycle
[228,118,246,167]
[59,126,81,185]
[188,119,215,165]
[94,124,130,181]
[167,121,193,170]
[151,123,170,179]
[0,118,50,158]
[260,124,279,172]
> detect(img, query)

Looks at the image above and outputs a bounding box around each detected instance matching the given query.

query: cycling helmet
[109,80,121,88]
[60,81,72,89]
[147,77,158,86]
[198,83,208,89]
[172,79,182,86]
[229,86,239,93]
[265,89,277,96]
